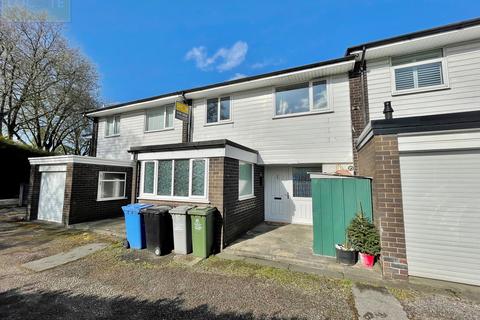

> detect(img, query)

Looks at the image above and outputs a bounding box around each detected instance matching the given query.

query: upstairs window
[145,104,174,132]
[391,49,447,94]
[275,80,329,117]
[207,96,231,124]
[105,115,120,137]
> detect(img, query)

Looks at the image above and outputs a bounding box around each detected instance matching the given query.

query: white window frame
[144,105,175,133]
[390,49,449,96]
[272,77,333,119]
[105,115,121,137]
[238,161,255,200]
[97,171,127,201]
[139,159,209,202]
[205,96,233,126]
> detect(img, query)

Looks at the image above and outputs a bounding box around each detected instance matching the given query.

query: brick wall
[357,135,408,280]
[67,163,133,224]
[223,158,264,245]
[349,62,370,172]
[26,165,41,221]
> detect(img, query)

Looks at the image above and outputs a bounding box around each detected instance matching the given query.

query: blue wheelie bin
[121,203,153,249]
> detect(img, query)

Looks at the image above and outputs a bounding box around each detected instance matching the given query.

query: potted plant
[347,211,381,268]
[335,234,357,265]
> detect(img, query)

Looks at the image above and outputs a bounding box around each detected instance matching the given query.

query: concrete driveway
[1,208,479,320]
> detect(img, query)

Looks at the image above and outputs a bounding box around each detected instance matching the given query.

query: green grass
[197,256,352,293]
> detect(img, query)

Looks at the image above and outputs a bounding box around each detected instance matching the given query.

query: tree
[0,7,99,154]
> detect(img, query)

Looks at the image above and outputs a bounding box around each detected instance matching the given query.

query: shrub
[347,210,381,255]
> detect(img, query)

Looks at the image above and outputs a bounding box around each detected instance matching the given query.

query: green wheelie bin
[188,206,216,258]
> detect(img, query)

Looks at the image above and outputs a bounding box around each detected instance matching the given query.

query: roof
[128,139,258,154]
[85,55,356,117]
[346,16,480,55]
[356,110,480,150]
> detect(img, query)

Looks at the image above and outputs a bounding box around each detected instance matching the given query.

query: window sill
[272,109,333,120]
[238,195,256,201]
[97,197,127,202]
[391,85,450,96]
[144,127,174,134]
[138,195,210,204]
[204,120,233,127]
[105,134,120,138]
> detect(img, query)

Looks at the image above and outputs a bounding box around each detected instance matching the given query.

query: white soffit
[87,60,355,117]
[137,145,258,163]
[29,155,135,167]
[353,25,480,60]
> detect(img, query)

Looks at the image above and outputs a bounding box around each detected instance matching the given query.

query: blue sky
[63,0,480,105]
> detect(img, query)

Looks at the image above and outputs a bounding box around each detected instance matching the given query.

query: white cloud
[185,41,248,72]
[229,73,247,80]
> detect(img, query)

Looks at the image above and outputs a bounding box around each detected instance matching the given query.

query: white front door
[265,166,314,225]
[38,171,66,223]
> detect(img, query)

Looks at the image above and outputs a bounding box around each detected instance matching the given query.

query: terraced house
[27,17,480,286]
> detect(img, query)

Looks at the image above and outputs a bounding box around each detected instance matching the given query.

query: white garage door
[400,150,480,285]
[38,169,67,223]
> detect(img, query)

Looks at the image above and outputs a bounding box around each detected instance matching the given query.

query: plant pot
[359,252,375,268]
[335,245,357,265]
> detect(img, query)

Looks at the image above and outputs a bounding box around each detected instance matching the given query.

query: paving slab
[352,283,408,320]
[22,243,108,272]
[69,217,125,238]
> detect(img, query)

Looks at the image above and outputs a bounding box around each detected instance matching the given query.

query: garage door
[38,168,67,223]
[400,150,480,285]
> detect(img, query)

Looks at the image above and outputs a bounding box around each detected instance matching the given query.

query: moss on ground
[388,287,420,301]
[197,256,352,294]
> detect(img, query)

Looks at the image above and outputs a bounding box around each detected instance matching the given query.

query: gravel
[0,213,355,320]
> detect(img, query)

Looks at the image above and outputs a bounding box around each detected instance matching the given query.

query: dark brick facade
[357,135,408,280]
[27,162,133,225]
[67,163,133,224]
[349,62,370,173]
[138,156,264,250]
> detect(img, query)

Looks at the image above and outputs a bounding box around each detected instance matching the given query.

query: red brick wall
[357,135,408,280]
[349,63,370,173]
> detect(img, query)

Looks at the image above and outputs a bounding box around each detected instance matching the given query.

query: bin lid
[187,206,216,216]
[169,205,195,215]
[121,203,153,211]
[141,205,171,214]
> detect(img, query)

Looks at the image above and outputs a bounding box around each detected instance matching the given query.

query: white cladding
[96,110,183,160]
[367,39,480,120]
[192,74,353,165]
[96,74,353,165]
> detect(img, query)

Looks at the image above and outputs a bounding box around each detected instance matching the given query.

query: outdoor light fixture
[383,101,394,120]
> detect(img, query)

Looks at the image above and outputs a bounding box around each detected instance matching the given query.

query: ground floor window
[239,161,254,199]
[97,172,126,200]
[292,167,320,198]
[141,159,208,199]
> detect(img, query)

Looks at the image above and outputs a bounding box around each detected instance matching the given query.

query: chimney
[383,101,394,120]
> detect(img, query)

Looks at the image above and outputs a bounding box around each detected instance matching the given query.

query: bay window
[275,79,329,117]
[239,161,254,199]
[141,159,207,199]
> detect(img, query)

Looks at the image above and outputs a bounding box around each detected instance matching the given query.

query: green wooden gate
[311,175,373,257]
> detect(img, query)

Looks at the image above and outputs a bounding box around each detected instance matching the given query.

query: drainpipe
[359,45,368,125]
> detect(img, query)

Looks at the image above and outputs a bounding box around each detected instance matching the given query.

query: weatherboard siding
[367,39,480,120]
[96,110,183,160]
[192,74,353,165]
